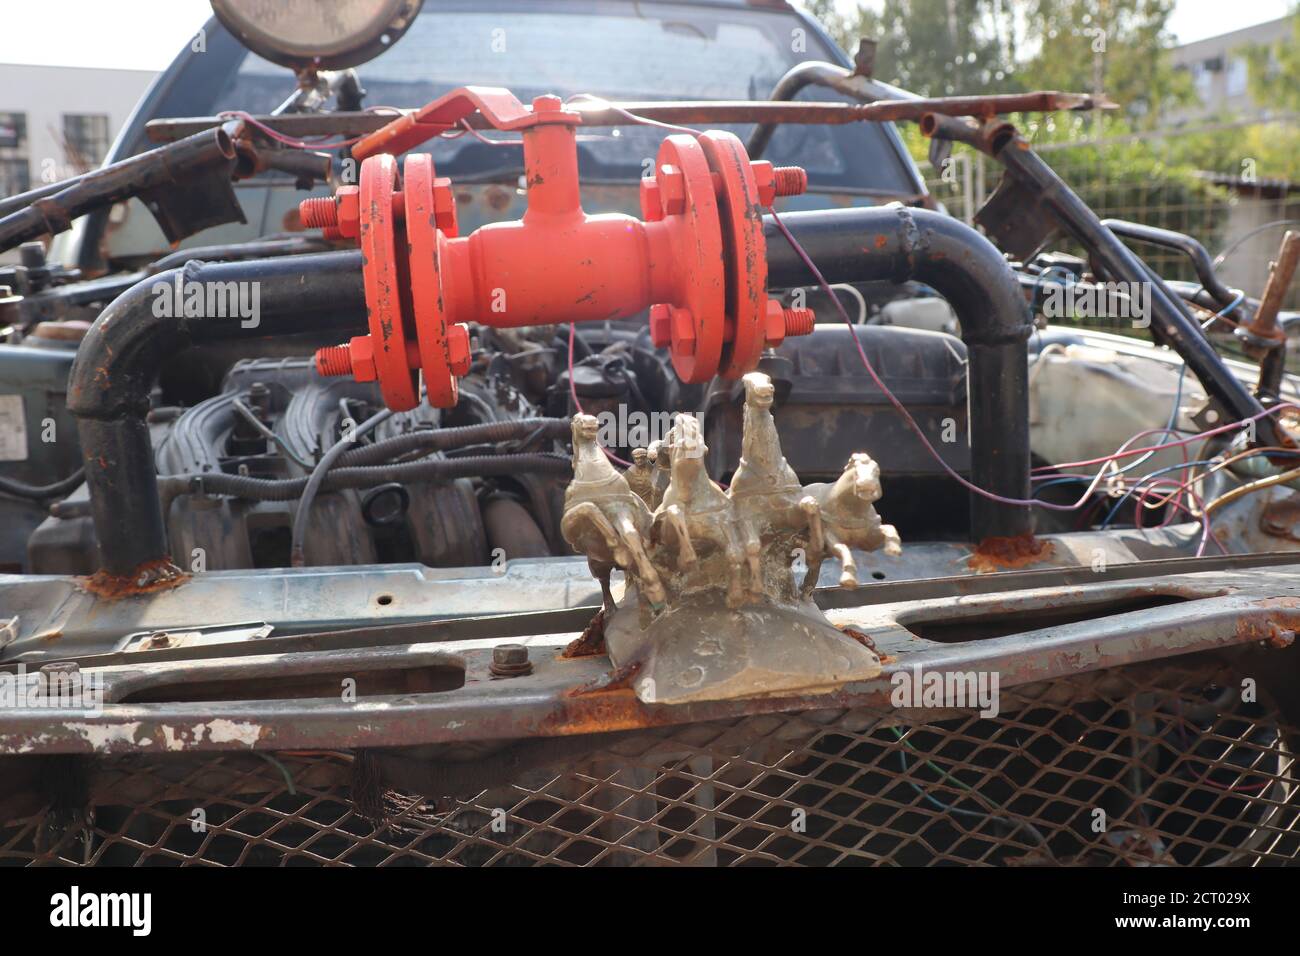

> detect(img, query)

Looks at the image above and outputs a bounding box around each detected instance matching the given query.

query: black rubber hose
[290,408,393,567]
[336,418,571,467]
[158,454,572,503]
[0,468,85,501]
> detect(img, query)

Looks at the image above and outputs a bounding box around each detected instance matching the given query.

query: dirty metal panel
[3,654,1294,866]
[1,563,1298,755]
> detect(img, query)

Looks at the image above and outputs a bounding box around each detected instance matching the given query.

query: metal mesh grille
[3,654,1297,866]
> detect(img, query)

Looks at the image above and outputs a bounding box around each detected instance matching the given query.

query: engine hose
[291,408,393,567]
[337,417,571,467]
[0,468,86,501]
[158,453,572,505]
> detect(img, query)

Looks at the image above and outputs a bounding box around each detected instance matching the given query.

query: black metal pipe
[67,251,367,579]
[0,126,239,253]
[1101,219,1237,308]
[747,60,968,171]
[764,205,1034,540]
[145,235,334,274]
[989,132,1282,448]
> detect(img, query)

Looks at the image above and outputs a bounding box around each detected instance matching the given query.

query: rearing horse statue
[653,413,752,608]
[802,452,902,592]
[561,414,666,609]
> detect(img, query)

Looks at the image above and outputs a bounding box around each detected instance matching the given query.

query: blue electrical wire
[1098,459,1219,529]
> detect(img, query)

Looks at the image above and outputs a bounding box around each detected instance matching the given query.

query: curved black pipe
[764,205,1034,540]
[1101,219,1237,309]
[747,60,969,172]
[67,251,367,579]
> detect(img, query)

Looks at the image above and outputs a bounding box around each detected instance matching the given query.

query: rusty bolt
[146,631,172,649]
[773,166,808,197]
[658,165,686,216]
[39,661,80,675]
[490,643,532,677]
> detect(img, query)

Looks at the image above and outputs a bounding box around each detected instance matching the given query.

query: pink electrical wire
[567,321,632,468]
[218,108,404,151]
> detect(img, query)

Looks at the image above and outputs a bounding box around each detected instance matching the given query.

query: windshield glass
[83,1,920,269]
[211,2,915,190]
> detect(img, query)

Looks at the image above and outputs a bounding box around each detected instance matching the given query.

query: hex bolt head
[658,165,686,216]
[649,303,672,348]
[448,324,473,376]
[39,661,79,675]
[670,306,697,356]
[490,643,532,677]
[639,178,664,222]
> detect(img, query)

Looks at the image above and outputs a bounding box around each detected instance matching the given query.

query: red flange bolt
[299,87,811,410]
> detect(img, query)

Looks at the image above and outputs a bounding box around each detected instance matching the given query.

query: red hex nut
[750,161,809,207]
[649,303,672,348]
[671,305,697,356]
[432,178,459,236]
[640,178,664,222]
[447,323,472,376]
[658,165,686,216]
[336,186,361,239]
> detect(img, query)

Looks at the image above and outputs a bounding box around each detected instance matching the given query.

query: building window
[1226,56,1248,98]
[62,113,110,171]
[0,112,26,150]
[0,159,30,197]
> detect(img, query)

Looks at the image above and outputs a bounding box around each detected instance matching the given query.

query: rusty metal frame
[1,556,1297,756]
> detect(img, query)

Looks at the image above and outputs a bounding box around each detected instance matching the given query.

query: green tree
[1244,8,1300,111]
[1021,0,1193,126]
[801,0,1021,95]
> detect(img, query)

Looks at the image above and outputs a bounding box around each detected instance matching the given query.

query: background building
[0,63,156,198]
[1168,16,1292,123]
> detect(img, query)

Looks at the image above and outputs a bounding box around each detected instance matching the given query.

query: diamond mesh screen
[3,653,1297,866]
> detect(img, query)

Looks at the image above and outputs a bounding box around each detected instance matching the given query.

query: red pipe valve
[301,87,810,410]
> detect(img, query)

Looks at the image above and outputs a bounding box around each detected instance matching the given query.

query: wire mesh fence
[1,651,1295,866]
[923,125,1300,320]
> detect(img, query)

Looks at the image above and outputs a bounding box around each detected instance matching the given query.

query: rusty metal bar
[1247,231,1300,399]
[144,91,1114,144]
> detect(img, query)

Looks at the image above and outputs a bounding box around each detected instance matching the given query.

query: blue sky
[0,0,1292,71]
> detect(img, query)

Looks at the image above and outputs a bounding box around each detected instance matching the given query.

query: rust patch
[841,626,894,664]
[561,609,607,659]
[967,534,1053,573]
[79,559,188,599]
[541,689,656,736]
[1236,615,1298,648]
[1260,497,1300,542]
[565,660,643,697]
